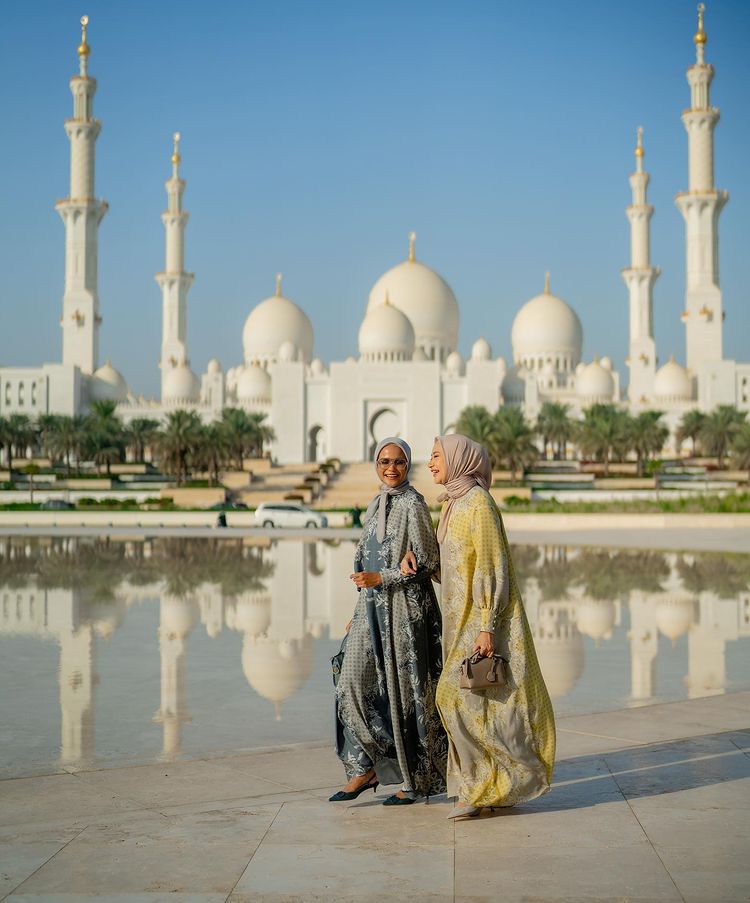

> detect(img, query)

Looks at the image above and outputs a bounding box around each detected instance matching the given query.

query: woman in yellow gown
[406,433,555,818]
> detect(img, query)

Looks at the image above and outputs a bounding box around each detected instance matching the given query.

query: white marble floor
[1,692,749,902]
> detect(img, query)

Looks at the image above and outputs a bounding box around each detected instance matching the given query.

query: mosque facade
[1,8,748,463]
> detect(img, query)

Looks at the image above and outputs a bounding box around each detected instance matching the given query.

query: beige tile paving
[1,692,749,902]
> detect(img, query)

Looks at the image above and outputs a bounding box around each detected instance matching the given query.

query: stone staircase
[317,462,441,509]
[234,464,320,506]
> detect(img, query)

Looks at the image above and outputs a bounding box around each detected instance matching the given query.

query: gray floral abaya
[334,488,447,796]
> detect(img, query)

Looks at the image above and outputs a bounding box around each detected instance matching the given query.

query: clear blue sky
[1,0,749,398]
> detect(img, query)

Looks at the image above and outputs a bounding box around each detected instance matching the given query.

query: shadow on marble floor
[481,728,750,818]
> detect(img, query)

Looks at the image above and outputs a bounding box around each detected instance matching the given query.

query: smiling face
[429,441,447,484]
[376,443,409,487]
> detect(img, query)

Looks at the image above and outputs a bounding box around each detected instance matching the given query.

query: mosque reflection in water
[1,537,749,774]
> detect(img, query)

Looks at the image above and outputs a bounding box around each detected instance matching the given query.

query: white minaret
[623,127,660,406]
[56,16,108,375]
[156,132,194,397]
[675,4,728,374]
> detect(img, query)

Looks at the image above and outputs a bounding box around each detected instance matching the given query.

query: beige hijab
[435,434,492,544]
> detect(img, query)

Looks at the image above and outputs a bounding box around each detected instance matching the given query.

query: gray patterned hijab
[364,437,416,542]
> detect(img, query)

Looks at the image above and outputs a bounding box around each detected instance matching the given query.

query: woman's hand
[350,571,383,589]
[400,551,418,576]
[472,631,495,657]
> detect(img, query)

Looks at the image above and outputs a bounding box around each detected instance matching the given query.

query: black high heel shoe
[383,792,416,806]
[328,776,379,802]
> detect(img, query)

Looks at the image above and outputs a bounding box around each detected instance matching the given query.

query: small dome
[163,363,200,404]
[576,599,616,643]
[366,236,459,360]
[533,611,584,699]
[237,363,271,403]
[412,347,428,362]
[655,596,696,642]
[278,340,298,363]
[242,634,314,721]
[160,596,199,637]
[89,360,129,403]
[471,337,492,361]
[654,355,692,401]
[511,275,583,368]
[358,297,415,361]
[445,351,464,377]
[577,359,615,400]
[310,358,325,376]
[242,278,314,366]
[600,356,613,371]
[206,358,222,375]
[227,593,271,637]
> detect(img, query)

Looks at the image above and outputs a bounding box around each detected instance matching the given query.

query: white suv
[254,502,328,529]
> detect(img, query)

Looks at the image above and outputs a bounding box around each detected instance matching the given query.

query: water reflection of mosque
[1,539,748,769]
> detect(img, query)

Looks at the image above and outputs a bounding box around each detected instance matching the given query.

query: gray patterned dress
[334,488,447,796]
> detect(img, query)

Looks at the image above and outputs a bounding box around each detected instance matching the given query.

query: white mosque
[1,7,748,463]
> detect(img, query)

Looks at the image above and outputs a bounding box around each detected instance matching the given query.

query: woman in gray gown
[330,437,447,805]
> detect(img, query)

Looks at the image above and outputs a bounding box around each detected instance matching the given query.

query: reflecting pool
[1,536,749,778]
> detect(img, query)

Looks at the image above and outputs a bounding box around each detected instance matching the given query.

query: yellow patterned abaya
[436,485,556,807]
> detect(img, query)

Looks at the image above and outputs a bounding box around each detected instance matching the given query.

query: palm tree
[537,402,572,460]
[48,416,88,476]
[246,411,275,458]
[219,407,275,468]
[85,400,125,470]
[730,422,750,483]
[676,409,706,457]
[22,463,41,504]
[156,410,203,485]
[7,413,35,463]
[699,405,746,470]
[624,411,669,477]
[0,416,11,473]
[575,404,628,477]
[194,423,232,486]
[124,418,160,463]
[36,414,61,462]
[454,406,498,450]
[491,407,538,484]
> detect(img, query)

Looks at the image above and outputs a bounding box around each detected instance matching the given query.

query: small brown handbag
[459,652,509,690]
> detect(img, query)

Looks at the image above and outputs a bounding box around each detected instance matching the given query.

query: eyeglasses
[377,458,408,468]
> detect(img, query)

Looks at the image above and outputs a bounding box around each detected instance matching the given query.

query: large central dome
[366,234,459,362]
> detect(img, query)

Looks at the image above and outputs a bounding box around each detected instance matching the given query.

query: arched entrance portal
[368,407,402,459]
[308,425,326,462]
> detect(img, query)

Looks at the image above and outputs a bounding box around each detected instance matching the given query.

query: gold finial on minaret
[544,271,550,294]
[408,231,416,263]
[78,15,91,57]
[275,273,283,297]
[694,3,707,46]
[171,132,182,167]
[384,290,391,306]
[635,126,644,158]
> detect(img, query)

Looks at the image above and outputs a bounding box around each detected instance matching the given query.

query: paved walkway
[1,692,748,902]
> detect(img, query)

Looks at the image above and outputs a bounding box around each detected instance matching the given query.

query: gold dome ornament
[694,3,707,46]
[77,15,90,57]
[634,125,644,158]
[171,132,181,166]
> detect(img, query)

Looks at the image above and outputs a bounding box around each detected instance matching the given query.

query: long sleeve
[379,494,440,591]
[470,491,509,633]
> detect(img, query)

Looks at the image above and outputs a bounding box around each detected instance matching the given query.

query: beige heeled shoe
[447,802,481,819]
